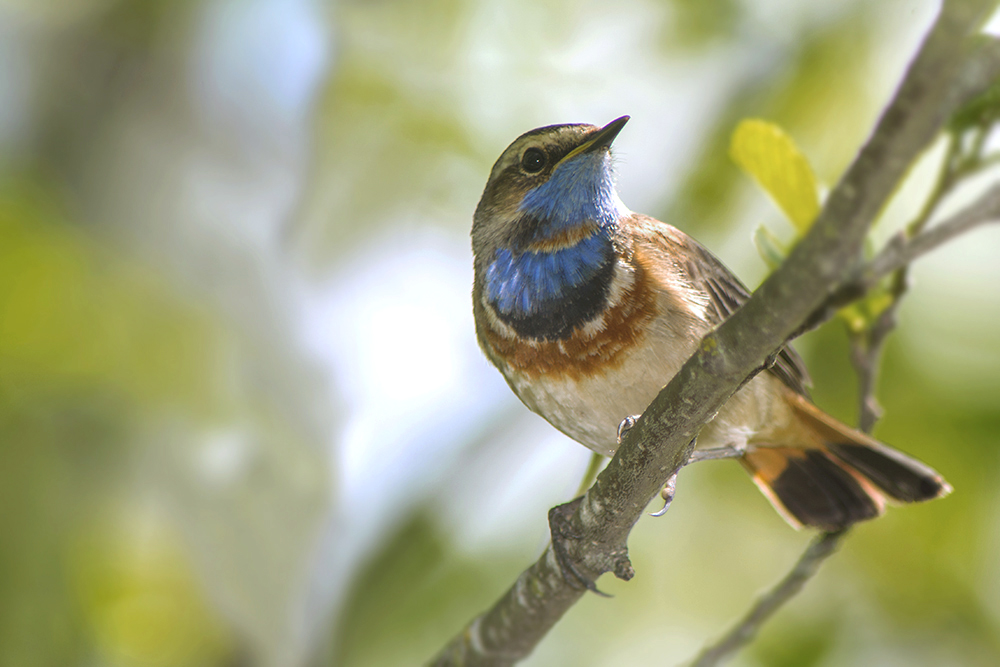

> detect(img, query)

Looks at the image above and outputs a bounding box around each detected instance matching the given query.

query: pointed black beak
[556,115,630,166]
[583,115,630,153]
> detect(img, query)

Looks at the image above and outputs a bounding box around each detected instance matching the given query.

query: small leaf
[837,303,868,334]
[730,119,821,232]
[753,224,788,270]
[949,72,1000,131]
[836,286,894,333]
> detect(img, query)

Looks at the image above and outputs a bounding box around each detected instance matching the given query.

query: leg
[618,413,675,517]
[687,445,746,464]
[650,435,701,517]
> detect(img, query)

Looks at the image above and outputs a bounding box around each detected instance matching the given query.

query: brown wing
[680,234,813,398]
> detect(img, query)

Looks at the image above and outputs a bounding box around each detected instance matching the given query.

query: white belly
[505,327,789,457]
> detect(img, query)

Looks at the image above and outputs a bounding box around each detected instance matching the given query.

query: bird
[471,115,951,532]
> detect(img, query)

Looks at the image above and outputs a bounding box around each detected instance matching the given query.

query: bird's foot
[616,414,642,444]
[548,497,611,597]
[650,473,677,517]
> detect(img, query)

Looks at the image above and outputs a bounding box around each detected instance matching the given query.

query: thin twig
[690,297,904,667]
[850,264,911,432]
[867,182,1000,280]
[688,531,847,667]
[800,181,1000,336]
[575,453,606,498]
[845,126,958,430]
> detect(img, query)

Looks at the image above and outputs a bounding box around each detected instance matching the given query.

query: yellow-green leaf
[837,303,868,334]
[837,287,894,333]
[730,119,820,232]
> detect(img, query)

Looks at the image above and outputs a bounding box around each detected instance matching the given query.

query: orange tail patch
[740,391,951,531]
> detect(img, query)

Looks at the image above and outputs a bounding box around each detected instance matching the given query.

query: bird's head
[472,116,630,261]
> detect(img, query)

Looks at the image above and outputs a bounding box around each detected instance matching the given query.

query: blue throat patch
[484,152,625,318]
[520,151,624,236]
[485,231,613,315]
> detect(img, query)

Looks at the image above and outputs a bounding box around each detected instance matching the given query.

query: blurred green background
[1,0,998,666]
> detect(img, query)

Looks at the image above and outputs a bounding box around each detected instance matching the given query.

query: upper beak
[560,115,630,164]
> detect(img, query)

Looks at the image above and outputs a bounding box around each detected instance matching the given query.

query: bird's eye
[521,147,547,174]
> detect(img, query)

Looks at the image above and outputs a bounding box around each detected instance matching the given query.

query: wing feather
[629,215,812,397]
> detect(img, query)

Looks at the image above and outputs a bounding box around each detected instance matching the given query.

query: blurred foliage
[659,0,742,50]
[293,0,481,257]
[665,7,879,240]
[0,179,233,666]
[69,510,233,667]
[749,615,841,667]
[325,512,517,667]
[0,182,224,413]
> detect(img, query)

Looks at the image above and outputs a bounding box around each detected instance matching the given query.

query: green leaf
[837,303,869,334]
[836,285,894,333]
[948,46,1000,131]
[730,119,821,232]
[753,224,788,270]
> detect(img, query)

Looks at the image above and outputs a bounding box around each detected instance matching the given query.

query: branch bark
[686,112,1000,667]
[430,3,1000,665]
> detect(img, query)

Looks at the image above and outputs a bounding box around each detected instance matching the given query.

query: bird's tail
[740,391,951,531]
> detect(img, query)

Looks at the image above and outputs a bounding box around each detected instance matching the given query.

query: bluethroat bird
[472,116,950,531]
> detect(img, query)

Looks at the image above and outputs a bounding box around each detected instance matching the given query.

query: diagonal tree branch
[685,143,1000,667]
[430,2,1000,665]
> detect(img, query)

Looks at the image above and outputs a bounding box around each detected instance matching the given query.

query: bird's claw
[650,473,677,517]
[616,415,641,444]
